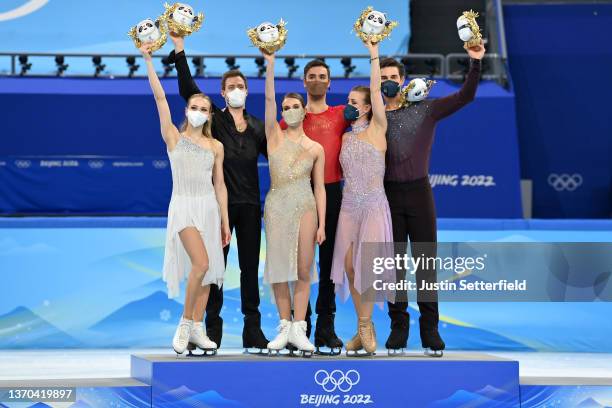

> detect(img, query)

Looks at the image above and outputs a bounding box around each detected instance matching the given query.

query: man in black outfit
[167,33,268,351]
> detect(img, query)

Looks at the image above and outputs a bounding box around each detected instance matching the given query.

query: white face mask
[281,107,305,127]
[186,110,208,128]
[226,88,247,108]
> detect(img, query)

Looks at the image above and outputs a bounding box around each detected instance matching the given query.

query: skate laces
[178,321,191,342]
[359,320,373,341]
[276,320,290,333]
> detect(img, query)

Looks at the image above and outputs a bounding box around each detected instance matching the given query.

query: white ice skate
[187,322,218,357]
[172,317,193,355]
[288,320,315,358]
[267,319,291,355]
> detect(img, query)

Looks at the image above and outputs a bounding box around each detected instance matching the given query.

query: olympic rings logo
[88,160,104,169]
[548,173,583,191]
[14,160,31,168]
[314,369,360,393]
[152,160,169,169]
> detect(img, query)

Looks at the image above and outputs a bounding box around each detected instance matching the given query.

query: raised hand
[260,48,275,63]
[169,32,185,52]
[364,38,380,56]
[465,39,486,60]
[139,43,153,61]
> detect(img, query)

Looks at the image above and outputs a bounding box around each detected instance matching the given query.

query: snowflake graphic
[159,309,171,322]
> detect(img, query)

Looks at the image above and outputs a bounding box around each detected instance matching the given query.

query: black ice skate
[242,321,269,355]
[420,326,445,357]
[314,315,343,356]
[385,320,409,356]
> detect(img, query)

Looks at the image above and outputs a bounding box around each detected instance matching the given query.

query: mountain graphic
[180,390,248,407]
[0,306,81,348]
[87,291,184,347]
[90,291,183,331]
[576,397,606,408]
[68,401,95,408]
[429,389,496,408]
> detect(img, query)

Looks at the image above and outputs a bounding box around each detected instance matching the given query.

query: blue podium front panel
[131,353,520,407]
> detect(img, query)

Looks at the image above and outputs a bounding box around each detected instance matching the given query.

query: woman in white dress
[140,43,231,355]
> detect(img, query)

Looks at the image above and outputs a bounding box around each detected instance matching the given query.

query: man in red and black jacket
[167,34,269,352]
[280,60,349,354]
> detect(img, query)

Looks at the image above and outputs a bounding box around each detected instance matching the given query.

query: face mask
[226,88,247,108]
[305,81,328,97]
[343,104,368,122]
[187,110,209,128]
[381,80,401,97]
[282,107,305,127]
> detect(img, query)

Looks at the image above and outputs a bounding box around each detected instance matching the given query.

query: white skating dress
[162,135,225,298]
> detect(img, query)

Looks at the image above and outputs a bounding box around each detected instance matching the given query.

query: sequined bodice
[168,136,215,197]
[340,132,385,196]
[268,137,314,190]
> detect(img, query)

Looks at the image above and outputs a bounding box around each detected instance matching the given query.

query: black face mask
[381,80,401,97]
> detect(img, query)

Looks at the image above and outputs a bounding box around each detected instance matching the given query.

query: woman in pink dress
[330,39,395,356]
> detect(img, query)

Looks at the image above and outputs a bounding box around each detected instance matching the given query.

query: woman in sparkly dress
[260,49,327,356]
[140,43,231,356]
[330,39,395,355]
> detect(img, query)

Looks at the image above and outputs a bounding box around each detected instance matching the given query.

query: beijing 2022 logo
[300,369,373,406]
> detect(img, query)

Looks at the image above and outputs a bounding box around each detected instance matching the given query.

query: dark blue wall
[0,76,522,217]
[504,3,612,218]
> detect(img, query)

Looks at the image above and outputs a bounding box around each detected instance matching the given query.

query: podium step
[131,352,520,407]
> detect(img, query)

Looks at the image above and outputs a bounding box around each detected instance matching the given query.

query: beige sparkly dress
[264,136,318,285]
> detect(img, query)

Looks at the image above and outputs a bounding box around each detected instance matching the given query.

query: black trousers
[384,177,439,330]
[306,182,342,323]
[205,203,262,330]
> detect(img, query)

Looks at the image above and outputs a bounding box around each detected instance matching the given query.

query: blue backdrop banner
[0,77,522,217]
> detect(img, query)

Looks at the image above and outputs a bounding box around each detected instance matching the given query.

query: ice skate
[344,331,363,356]
[267,319,291,356]
[357,317,376,356]
[385,319,408,356]
[243,319,269,355]
[288,320,315,358]
[314,314,343,356]
[420,318,445,357]
[172,317,193,355]
[186,322,217,357]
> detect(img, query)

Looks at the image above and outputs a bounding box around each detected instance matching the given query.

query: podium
[131,352,520,407]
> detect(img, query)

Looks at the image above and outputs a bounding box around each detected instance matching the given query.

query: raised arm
[140,44,179,148]
[262,51,282,147]
[365,40,387,138]
[212,140,231,247]
[430,40,485,121]
[168,33,217,111]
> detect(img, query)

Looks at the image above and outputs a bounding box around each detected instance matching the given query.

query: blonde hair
[180,93,213,138]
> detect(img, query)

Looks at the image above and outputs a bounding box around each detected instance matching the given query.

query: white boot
[172,317,193,354]
[267,319,292,351]
[288,320,315,353]
[189,322,217,350]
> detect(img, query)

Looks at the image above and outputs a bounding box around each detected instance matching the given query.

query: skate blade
[346,350,375,357]
[314,346,342,356]
[424,348,444,358]
[187,343,218,357]
[387,348,406,357]
[243,347,268,355]
[267,349,284,357]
